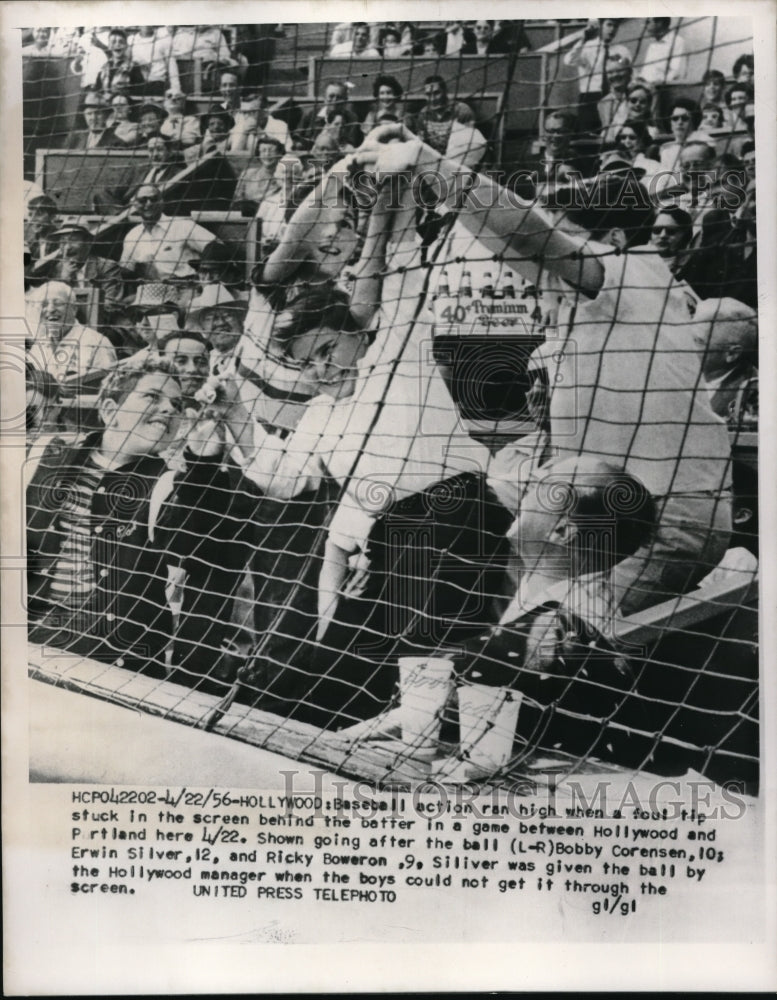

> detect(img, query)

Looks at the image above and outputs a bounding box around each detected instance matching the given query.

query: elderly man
[120,184,216,281]
[293,80,362,151]
[68,90,126,149]
[26,281,117,382]
[692,298,758,421]
[93,26,146,96]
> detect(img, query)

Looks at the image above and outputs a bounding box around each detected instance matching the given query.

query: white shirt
[120,215,216,279]
[33,323,117,381]
[129,30,180,89]
[544,244,731,498]
[640,33,688,83]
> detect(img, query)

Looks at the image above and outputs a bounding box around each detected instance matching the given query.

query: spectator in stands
[741,140,755,183]
[692,298,758,421]
[379,24,413,57]
[187,295,247,358]
[597,53,634,144]
[232,134,284,213]
[563,18,631,132]
[639,17,688,83]
[329,22,381,49]
[330,22,380,58]
[109,94,140,145]
[120,183,216,281]
[624,81,658,137]
[461,20,510,55]
[94,28,145,97]
[294,81,362,151]
[362,75,406,135]
[615,122,661,178]
[26,359,233,677]
[129,26,180,97]
[216,69,242,113]
[24,193,59,264]
[228,94,292,153]
[68,90,127,149]
[516,110,588,201]
[649,205,694,274]
[189,241,244,295]
[26,223,125,316]
[26,281,117,382]
[701,69,727,116]
[105,68,135,102]
[233,24,280,92]
[136,101,169,144]
[732,53,754,86]
[23,27,54,56]
[157,330,210,402]
[701,103,725,132]
[659,97,700,172]
[126,286,184,352]
[137,135,186,188]
[414,76,475,155]
[725,83,753,134]
[160,90,201,147]
[184,109,234,161]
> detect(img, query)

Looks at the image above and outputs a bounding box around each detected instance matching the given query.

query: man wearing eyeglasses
[120,184,217,281]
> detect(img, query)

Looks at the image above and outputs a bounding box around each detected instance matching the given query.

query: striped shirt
[46,455,108,608]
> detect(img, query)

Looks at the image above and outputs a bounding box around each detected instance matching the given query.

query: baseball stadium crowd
[22,19,759,776]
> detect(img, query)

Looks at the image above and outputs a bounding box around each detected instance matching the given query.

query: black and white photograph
[2,1,775,992]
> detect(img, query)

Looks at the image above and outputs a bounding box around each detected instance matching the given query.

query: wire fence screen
[22,17,759,790]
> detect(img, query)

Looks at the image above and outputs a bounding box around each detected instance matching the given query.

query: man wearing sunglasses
[120,184,217,281]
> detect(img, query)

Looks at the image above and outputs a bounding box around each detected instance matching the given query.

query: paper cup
[397,656,454,751]
[457,683,522,772]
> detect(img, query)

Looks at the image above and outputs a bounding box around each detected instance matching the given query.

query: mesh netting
[23,18,759,791]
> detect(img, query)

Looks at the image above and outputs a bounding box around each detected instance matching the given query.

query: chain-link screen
[23,17,759,791]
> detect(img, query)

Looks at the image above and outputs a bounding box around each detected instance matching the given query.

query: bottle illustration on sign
[480,272,494,297]
[503,271,516,298]
[460,270,473,299]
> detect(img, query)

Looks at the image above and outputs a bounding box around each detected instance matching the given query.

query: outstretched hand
[348,124,426,178]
